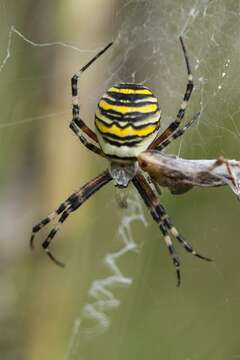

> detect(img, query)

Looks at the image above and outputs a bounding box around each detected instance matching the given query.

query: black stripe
[32,221,46,233]
[101,96,158,108]
[102,132,143,141]
[108,153,136,160]
[102,137,142,147]
[158,139,170,150]
[95,116,160,130]
[168,122,179,132]
[98,107,159,121]
[177,108,185,120]
[46,229,57,242]
[159,223,167,235]
[107,91,155,102]
[80,42,113,73]
[113,83,148,90]
[72,104,80,115]
[184,83,193,101]
[71,75,78,96]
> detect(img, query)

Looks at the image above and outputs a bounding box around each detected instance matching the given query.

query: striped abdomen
[95,83,161,159]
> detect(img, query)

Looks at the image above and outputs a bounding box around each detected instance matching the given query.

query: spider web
[0,1,240,360]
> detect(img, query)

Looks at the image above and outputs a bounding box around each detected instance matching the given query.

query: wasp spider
[30,37,211,286]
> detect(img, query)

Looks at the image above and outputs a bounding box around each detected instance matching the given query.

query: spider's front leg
[70,42,113,157]
[132,172,211,286]
[30,169,112,266]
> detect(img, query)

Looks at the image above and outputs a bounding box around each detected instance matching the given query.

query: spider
[30,37,211,286]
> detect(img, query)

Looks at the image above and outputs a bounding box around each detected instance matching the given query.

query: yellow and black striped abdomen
[95,83,161,159]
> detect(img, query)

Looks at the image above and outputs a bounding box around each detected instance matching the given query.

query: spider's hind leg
[159,222,181,286]
[132,173,182,285]
[30,210,63,250]
[30,169,112,266]
[132,172,211,286]
[163,217,212,261]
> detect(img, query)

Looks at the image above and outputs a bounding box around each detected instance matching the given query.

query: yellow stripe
[99,100,158,114]
[109,87,153,95]
[95,119,158,138]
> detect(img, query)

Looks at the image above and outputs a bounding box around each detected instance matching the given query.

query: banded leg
[149,36,194,149]
[132,173,181,285]
[69,120,105,157]
[132,173,211,286]
[156,111,200,151]
[159,223,181,286]
[71,42,113,153]
[162,217,211,261]
[30,169,112,266]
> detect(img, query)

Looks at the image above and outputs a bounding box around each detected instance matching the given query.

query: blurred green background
[0,0,240,359]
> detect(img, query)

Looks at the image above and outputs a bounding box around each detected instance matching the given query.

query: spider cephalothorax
[30,37,211,286]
